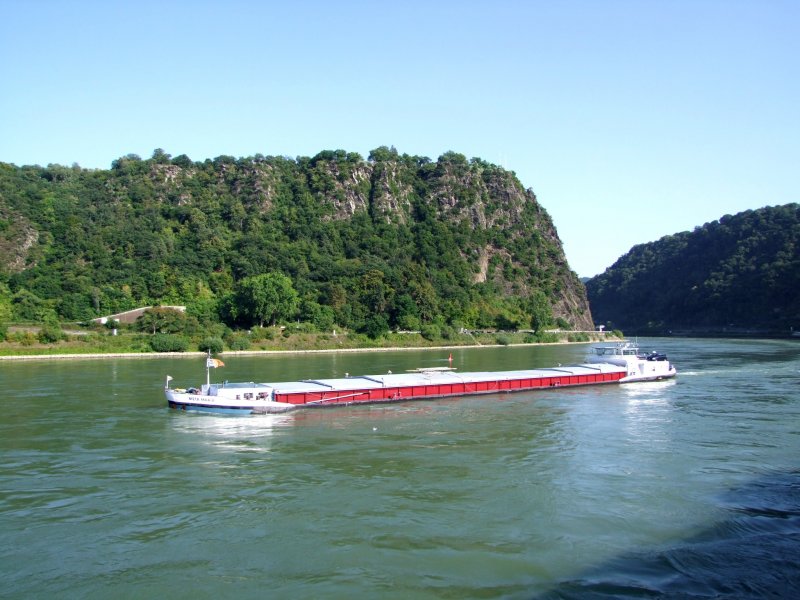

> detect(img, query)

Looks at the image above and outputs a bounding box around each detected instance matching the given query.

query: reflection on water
[168,411,296,438]
[168,412,296,452]
[619,378,677,400]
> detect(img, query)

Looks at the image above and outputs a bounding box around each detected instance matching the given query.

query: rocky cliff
[0,148,593,331]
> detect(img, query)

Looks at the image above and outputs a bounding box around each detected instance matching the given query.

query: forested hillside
[0,147,592,337]
[586,204,800,334]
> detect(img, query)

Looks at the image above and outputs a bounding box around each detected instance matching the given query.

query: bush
[38,323,65,344]
[397,314,421,331]
[0,323,7,342]
[198,336,224,354]
[420,323,441,341]
[567,332,590,342]
[440,325,456,340]
[250,327,275,342]
[535,332,559,343]
[149,334,189,352]
[495,334,512,346]
[11,331,37,345]
[293,321,318,333]
[225,333,251,351]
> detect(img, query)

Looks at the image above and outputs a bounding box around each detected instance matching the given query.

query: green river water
[1,338,799,598]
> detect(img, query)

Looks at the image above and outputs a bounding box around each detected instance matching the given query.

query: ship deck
[265,363,627,406]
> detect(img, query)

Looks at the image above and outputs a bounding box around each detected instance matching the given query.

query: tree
[393,293,419,330]
[136,307,189,334]
[151,148,171,163]
[0,148,592,336]
[0,281,12,323]
[358,269,390,314]
[172,154,194,169]
[368,146,399,162]
[361,314,389,339]
[299,299,335,331]
[528,290,552,333]
[11,289,55,322]
[235,272,299,327]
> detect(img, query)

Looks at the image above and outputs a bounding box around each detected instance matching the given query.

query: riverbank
[0,328,613,360]
[0,339,606,361]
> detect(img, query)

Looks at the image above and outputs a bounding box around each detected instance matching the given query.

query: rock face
[0,205,38,273]
[0,148,593,330]
[291,150,593,329]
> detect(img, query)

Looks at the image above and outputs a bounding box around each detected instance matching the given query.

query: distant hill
[585,204,800,334]
[0,147,592,334]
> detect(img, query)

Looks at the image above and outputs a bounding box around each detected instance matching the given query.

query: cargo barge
[164,342,676,415]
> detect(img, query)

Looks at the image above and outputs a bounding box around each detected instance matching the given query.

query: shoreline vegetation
[0,326,617,361]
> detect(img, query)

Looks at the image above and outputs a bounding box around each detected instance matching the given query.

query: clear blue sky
[1,0,797,277]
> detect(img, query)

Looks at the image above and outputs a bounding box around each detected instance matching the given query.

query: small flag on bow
[206,358,225,368]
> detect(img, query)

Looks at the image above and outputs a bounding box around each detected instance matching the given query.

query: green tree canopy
[586,203,800,332]
[0,148,593,332]
[136,307,191,334]
[528,290,553,333]
[234,272,299,327]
